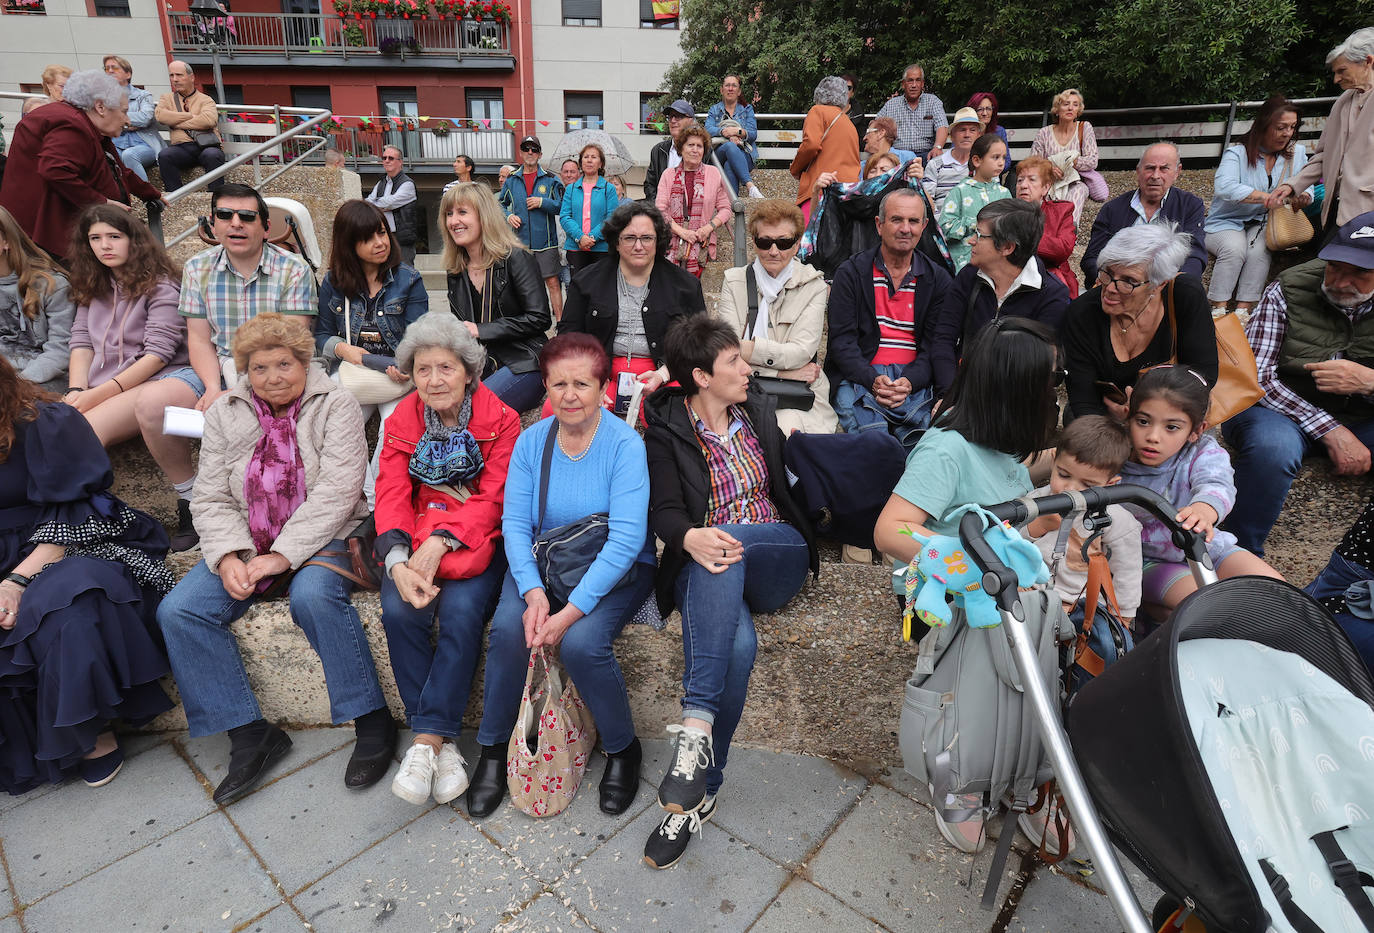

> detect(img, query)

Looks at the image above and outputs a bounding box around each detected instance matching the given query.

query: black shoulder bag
[530,421,611,612]
[744,266,816,411]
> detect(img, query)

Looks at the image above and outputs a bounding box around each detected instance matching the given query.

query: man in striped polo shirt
[825,187,954,450]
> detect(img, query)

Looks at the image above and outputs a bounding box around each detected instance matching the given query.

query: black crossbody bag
[744,266,815,411]
[530,422,610,612]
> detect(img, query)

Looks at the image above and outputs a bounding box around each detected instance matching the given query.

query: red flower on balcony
[4,0,46,12]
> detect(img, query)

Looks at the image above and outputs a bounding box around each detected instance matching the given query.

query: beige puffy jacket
[193,363,369,572]
[715,260,839,436]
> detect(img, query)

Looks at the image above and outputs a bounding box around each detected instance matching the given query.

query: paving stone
[237,905,309,932]
[0,914,17,932]
[0,780,57,815]
[1009,863,1142,932]
[294,807,541,932]
[122,731,171,760]
[476,751,657,885]
[20,812,281,932]
[224,745,431,894]
[809,784,1020,932]
[749,878,884,932]
[555,801,788,933]
[177,726,354,799]
[490,891,595,932]
[0,863,10,918]
[4,743,215,903]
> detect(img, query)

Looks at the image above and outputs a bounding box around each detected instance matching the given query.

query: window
[639,0,677,28]
[93,0,130,16]
[204,85,244,105]
[564,92,602,131]
[291,87,332,111]
[561,0,599,26]
[467,90,504,126]
[379,87,420,157]
[639,93,664,135]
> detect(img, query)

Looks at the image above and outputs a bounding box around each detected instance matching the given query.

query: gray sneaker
[657,724,713,813]
[644,795,715,869]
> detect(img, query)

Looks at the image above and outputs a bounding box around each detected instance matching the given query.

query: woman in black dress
[0,354,174,793]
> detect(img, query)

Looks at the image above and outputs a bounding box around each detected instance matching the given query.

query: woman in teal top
[559,143,621,278]
[939,133,1012,271]
[873,317,1062,850]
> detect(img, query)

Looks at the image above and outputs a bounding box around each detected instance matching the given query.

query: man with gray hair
[874,63,948,160]
[366,144,418,263]
[1080,141,1206,284]
[825,186,953,450]
[154,60,225,192]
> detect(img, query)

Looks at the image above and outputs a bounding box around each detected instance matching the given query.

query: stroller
[961,485,1374,933]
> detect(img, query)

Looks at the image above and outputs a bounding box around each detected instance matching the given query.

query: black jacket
[643,139,672,203]
[558,256,706,367]
[1080,188,1208,285]
[643,383,818,615]
[447,248,551,375]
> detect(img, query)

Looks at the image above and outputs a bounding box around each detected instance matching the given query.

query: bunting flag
[506,118,517,128]
[653,121,665,132]
[625,122,635,130]
[451,118,463,128]
[539,120,549,126]
[481,118,491,128]
[652,0,678,18]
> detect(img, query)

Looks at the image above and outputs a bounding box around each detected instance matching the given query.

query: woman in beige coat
[157,313,394,807]
[715,199,837,435]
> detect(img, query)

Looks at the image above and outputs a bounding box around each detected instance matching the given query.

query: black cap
[1318,210,1374,270]
[519,135,542,152]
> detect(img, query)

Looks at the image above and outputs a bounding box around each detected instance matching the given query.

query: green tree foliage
[659,0,1340,117]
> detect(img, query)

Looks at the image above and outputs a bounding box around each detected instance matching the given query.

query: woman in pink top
[656,126,733,279]
[559,143,621,278]
[1030,88,1108,227]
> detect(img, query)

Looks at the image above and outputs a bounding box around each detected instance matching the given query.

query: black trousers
[157,141,226,192]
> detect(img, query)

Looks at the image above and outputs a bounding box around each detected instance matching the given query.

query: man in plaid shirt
[1222,211,1374,555]
[874,64,948,160]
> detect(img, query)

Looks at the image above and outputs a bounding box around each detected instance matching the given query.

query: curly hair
[0,206,63,321]
[602,201,671,260]
[674,125,712,156]
[0,354,56,464]
[747,199,804,239]
[66,204,181,305]
[231,312,316,374]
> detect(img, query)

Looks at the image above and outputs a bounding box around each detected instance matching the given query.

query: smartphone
[1094,380,1128,405]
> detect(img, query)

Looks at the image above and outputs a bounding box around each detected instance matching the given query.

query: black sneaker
[644,795,715,870]
[169,497,199,552]
[657,724,713,813]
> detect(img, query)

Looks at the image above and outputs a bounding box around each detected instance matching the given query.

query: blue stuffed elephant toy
[896,506,1049,636]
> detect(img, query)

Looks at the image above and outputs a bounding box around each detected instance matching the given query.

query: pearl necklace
[558,409,602,462]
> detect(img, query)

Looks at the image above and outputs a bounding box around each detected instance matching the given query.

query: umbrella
[546,128,635,176]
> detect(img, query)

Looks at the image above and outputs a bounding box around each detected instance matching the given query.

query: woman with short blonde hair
[40,64,72,101]
[1030,87,1107,226]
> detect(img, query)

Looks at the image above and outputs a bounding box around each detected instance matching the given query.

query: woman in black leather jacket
[442,182,552,412]
[558,202,706,409]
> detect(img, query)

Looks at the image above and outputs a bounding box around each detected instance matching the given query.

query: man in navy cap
[643,98,695,202]
[1223,210,1374,555]
[500,135,565,318]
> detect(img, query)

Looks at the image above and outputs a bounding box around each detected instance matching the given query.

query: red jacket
[0,102,160,259]
[374,384,521,580]
[1037,198,1080,299]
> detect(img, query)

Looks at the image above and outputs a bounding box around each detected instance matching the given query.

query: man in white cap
[921,107,983,214]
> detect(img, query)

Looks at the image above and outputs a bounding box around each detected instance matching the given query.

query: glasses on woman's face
[976,105,993,114]
[1097,271,1147,294]
[620,234,656,247]
[753,235,798,251]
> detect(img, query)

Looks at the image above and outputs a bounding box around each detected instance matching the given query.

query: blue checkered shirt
[874,92,948,154]
[178,243,317,356]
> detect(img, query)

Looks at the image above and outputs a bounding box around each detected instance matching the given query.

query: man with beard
[1223,211,1374,554]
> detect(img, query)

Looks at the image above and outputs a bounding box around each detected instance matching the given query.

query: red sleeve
[35,123,111,211]
[431,403,521,546]
[1038,202,1076,266]
[373,409,418,543]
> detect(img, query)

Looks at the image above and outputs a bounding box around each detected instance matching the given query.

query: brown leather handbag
[1164,281,1263,426]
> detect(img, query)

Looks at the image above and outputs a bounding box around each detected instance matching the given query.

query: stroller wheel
[1152,896,1209,932]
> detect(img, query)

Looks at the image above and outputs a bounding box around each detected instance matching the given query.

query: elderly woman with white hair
[0,69,165,261]
[372,311,521,807]
[789,76,860,223]
[1062,223,1218,420]
[1269,26,1374,237]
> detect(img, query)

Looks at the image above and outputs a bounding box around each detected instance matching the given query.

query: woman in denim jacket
[314,199,428,505]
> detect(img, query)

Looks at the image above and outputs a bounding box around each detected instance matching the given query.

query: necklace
[1117,314,1138,334]
[557,409,601,462]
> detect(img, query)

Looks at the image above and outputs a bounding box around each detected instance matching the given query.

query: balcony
[268,114,513,170]
[167,11,514,70]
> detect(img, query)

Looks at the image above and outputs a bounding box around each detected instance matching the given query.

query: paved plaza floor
[0,728,1161,932]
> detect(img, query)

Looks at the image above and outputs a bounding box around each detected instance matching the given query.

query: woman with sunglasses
[714,199,836,434]
[1062,223,1217,422]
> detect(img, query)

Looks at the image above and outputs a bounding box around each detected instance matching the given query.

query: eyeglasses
[212,207,260,223]
[619,234,656,247]
[975,105,994,113]
[1097,271,1148,293]
[380,155,400,162]
[753,235,798,251]
[519,144,540,153]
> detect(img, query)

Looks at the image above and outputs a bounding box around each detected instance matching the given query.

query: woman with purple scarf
[157,313,394,806]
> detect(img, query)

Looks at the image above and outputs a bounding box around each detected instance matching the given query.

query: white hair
[1328,27,1374,66]
[813,76,848,108]
[1097,223,1193,286]
[62,70,127,110]
[1137,141,1181,169]
[395,312,486,390]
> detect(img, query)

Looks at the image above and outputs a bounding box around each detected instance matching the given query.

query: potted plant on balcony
[341,21,365,44]
[2,0,45,13]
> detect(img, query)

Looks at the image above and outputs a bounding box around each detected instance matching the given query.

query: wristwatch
[3,572,31,589]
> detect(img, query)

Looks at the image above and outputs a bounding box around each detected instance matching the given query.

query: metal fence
[167,10,510,58]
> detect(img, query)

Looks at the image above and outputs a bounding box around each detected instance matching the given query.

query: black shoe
[213,723,292,805]
[657,725,712,814]
[345,709,397,789]
[169,498,199,552]
[644,795,715,870]
[599,737,642,815]
[465,745,507,818]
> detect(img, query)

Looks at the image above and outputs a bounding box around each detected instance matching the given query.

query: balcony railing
[267,114,513,168]
[167,10,510,59]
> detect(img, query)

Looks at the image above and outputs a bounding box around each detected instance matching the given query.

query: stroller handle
[959,484,1213,612]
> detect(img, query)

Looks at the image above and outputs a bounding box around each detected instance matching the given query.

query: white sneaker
[391,743,437,805]
[746,183,764,199]
[932,792,987,853]
[432,742,469,804]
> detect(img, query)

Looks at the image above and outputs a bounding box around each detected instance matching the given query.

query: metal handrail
[708,149,749,267]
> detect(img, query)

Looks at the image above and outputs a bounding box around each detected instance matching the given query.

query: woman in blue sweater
[466,332,656,819]
[559,144,621,277]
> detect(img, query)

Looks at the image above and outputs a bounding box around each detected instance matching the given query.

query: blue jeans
[379,556,505,738]
[118,142,158,182]
[1221,405,1374,556]
[1305,550,1374,673]
[484,366,545,413]
[833,364,933,451]
[156,547,387,737]
[714,143,754,195]
[674,522,809,796]
[475,562,656,754]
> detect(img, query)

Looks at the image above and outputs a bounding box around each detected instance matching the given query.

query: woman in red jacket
[1015,156,1079,298]
[373,312,521,807]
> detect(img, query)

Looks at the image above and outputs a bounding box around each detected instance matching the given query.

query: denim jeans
[156,546,387,737]
[475,561,656,754]
[380,556,505,738]
[674,522,809,796]
[1221,405,1374,555]
[833,363,933,451]
[484,366,545,413]
[117,142,158,182]
[714,143,754,195]
[1305,550,1374,673]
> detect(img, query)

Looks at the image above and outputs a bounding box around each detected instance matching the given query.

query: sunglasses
[753,235,798,251]
[520,144,541,153]
[212,207,260,223]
